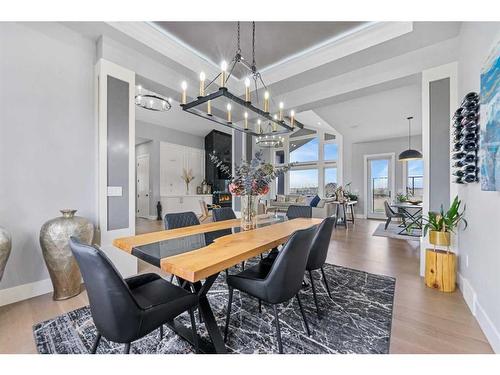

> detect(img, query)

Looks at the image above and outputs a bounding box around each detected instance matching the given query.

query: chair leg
[159,325,164,340]
[188,308,199,354]
[295,293,311,336]
[308,270,320,315]
[123,343,131,354]
[258,298,262,313]
[90,332,101,354]
[224,287,234,343]
[198,308,203,324]
[272,305,283,354]
[320,267,333,300]
[384,217,392,230]
[241,261,245,270]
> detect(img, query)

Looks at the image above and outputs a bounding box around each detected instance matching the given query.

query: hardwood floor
[0,218,492,354]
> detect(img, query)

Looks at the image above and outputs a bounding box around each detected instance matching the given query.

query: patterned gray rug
[33,264,395,354]
[372,222,421,241]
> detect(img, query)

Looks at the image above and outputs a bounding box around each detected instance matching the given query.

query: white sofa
[267,195,335,219]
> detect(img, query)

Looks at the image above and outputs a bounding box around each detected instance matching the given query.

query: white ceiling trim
[106,21,239,86]
[106,21,413,93]
[280,37,459,112]
[260,22,414,86]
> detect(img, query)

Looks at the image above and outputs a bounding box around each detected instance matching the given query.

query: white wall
[135,121,205,216]
[0,23,96,293]
[456,22,500,353]
[349,135,422,216]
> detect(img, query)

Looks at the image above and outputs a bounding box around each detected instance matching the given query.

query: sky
[288,138,338,189]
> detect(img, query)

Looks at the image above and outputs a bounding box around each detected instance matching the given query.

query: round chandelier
[255,133,284,148]
[135,85,172,112]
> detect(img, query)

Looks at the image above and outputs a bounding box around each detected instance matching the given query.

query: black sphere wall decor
[451,92,480,184]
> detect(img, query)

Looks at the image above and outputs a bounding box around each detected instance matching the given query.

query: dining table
[390,201,423,236]
[113,215,322,354]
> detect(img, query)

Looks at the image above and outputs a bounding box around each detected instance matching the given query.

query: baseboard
[0,278,53,307]
[148,215,158,221]
[457,272,500,353]
[354,214,367,219]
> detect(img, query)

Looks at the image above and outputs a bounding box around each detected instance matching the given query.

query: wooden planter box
[425,249,456,292]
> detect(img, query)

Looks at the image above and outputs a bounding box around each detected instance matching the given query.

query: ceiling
[152,21,368,79]
[314,83,422,143]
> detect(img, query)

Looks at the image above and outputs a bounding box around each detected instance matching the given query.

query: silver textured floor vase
[0,226,12,281]
[40,209,94,300]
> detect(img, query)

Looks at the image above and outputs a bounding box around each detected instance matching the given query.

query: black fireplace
[213,191,233,208]
[205,130,232,192]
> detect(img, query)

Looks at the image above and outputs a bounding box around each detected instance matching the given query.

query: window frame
[403,159,424,199]
[269,127,343,198]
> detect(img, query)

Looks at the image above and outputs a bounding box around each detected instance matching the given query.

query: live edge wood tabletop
[113,218,322,283]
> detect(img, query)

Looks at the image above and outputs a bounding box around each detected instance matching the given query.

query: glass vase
[241,195,259,231]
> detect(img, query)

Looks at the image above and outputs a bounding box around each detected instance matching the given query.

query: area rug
[33,264,395,354]
[372,222,421,241]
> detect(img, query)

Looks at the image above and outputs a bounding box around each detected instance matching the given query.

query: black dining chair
[286,205,312,220]
[223,225,317,354]
[305,217,335,315]
[383,201,406,230]
[164,211,204,282]
[164,211,200,230]
[260,204,313,269]
[212,207,237,222]
[69,237,199,354]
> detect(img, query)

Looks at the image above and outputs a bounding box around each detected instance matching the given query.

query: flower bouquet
[210,151,293,230]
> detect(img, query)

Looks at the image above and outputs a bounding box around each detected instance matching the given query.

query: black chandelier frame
[180,21,305,137]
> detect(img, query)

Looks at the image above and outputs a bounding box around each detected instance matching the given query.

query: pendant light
[399,116,423,161]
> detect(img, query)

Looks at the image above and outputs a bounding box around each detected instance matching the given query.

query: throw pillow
[310,195,321,207]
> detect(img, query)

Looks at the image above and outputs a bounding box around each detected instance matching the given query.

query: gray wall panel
[429,78,450,212]
[107,76,130,230]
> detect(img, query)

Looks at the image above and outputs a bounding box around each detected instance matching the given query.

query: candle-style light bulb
[226,103,232,123]
[245,77,251,102]
[137,85,143,94]
[290,110,295,128]
[244,111,249,129]
[207,100,212,116]
[279,102,284,121]
[257,119,262,134]
[181,81,187,105]
[264,91,270,113]
[220,60,228,87]
[199,71,206,97]
[273,114,278,132]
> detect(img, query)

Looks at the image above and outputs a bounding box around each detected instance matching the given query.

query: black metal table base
[171,273,228,354]
[396,207,422,236]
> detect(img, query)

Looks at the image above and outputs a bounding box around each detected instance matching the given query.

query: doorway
[136,153,150,218]
[364,153,395,219]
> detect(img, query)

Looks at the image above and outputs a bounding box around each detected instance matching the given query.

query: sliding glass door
[366,154,394,219]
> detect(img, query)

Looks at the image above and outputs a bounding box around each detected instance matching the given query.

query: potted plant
[422,195,468,247]
[181,168,195,194]
[422,196,467,293]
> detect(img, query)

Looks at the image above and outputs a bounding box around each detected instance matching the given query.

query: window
[274,149,285,165]
[290,137,319,163]
[324,143,338,161]
[407,159,424,200]
[324,167,337,196]
[289,169,318,195]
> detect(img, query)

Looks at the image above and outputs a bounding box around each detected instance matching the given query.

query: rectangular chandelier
[181,87,304,137]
